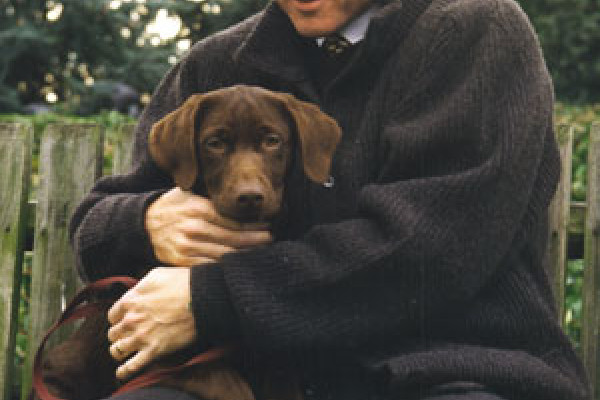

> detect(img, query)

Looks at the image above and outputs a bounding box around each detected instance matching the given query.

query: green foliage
[1,0,598,110]
[0,0,267,115]
[565,259,583,350]
[13,253,31,398]
[518,0,600,102]
[554,103,600,202]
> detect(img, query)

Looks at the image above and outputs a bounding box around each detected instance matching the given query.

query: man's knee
[419,393,506,400]
[410,382,508,400]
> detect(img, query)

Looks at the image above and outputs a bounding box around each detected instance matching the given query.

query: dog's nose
[236,191,264,209]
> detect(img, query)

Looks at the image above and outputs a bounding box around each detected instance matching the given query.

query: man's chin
[292,22,340,38]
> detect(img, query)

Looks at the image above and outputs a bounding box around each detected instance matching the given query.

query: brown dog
[35,85,341,400]
[149,85,341,222]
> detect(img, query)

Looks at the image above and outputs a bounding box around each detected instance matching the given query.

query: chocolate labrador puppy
[34,85,341,400]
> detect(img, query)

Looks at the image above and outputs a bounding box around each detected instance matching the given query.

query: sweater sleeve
[190,0,560,357]
[69,57,196,282]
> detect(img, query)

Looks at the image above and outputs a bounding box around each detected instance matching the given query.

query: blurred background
[0,0,267,116]
[0,0,598,116]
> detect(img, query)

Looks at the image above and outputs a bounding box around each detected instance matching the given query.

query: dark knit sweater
[69,0,590,399]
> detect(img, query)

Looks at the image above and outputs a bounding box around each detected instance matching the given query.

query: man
[70,0,590,398]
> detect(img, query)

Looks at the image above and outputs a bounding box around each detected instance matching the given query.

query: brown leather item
[32,277,232,400]
[32,85,341,400]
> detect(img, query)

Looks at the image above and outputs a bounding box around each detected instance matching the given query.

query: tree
[518,0,600,103]
[2,0,599,111]
[0,0,267,114]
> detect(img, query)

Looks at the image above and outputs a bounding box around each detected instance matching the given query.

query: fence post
[21,123,104,399]
[111,123,136,175]
[548,125,573,323]
[584,122,600,399]
[0,122,33,400]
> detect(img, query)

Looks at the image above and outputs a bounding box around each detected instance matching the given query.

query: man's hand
[107,267,195,380]
[145,187,272,267]
[107,189,272,379]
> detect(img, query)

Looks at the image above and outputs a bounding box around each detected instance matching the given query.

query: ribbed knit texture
[69,0,590,399]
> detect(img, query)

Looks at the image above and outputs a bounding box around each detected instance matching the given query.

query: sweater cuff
[135,189,168,264]
[190,264,240,349]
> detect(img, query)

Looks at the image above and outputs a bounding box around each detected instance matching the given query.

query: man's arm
[188,0,559,356]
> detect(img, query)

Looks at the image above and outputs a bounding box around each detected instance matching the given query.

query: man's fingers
[183,256,222,267]
[116,348,154,380]
[178,239,237,259]
[107,301,125,325]
[223,229,273,249]
[107,323,122,343]
[107,315,137,343]
[106,268,195,380]
[160,253,220,268]
[187,220,272,249]
[179,194,271,233]
[203,211,270,232]
[146,189,272,267]
[109,336,136,361]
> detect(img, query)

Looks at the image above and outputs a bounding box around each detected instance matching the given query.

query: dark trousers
[406,382,509,399]
[105,385,509,400]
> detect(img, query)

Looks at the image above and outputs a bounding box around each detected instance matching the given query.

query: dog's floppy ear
[279,94,342,184]
[148,94,208,190]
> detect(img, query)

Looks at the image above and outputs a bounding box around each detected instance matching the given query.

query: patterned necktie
[322,34,352,56]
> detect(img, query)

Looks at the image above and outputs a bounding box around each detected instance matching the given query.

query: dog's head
[148,85,341,222]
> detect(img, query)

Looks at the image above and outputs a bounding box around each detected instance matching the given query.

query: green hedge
[518,0,600,102]
[554,103,600,202]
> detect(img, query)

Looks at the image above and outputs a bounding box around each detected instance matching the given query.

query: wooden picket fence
[0,121,599,399]
[0,121,135,400]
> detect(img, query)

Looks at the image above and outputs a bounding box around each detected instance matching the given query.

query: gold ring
[115,343,124,356]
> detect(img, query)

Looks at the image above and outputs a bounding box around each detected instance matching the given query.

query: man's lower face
[276,0,373,37]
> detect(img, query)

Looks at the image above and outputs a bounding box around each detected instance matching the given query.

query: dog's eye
[204,136,226,151]
[263,134,282,148]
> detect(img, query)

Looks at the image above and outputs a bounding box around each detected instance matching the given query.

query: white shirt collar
[316,5,379,46]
